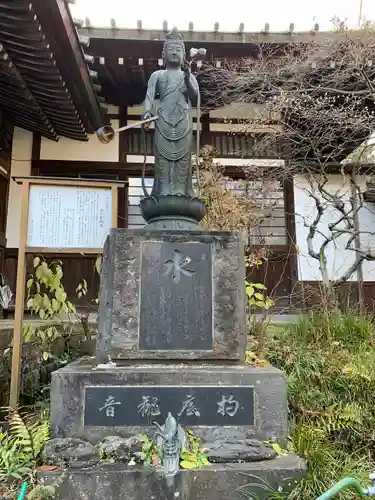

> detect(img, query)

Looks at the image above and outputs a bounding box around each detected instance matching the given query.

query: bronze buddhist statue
[140,27,207,230]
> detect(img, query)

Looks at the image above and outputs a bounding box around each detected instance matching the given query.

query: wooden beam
[32,160,128,174]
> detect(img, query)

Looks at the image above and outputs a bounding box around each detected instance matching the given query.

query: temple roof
[78,24,332,45]
[0,0,107,141]
[76,25,354,106]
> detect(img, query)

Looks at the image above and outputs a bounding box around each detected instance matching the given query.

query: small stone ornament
[153,412,186,477]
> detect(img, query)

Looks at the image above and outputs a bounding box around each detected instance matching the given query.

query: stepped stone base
[38,455,306,500]
[50,360,288,445]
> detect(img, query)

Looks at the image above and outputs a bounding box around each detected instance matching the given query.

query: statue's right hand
[141,111,153,126]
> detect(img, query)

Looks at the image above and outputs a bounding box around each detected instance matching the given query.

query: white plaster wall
[294,173,375,282]
[6,127,33,248]
[294,174,356,281]
[107,105,119,115]
[40,119,120,162]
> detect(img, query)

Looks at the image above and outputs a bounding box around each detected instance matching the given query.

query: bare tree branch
[202,23,375,304]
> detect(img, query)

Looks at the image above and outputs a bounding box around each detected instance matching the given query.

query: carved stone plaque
[84,385,255,427]
[139,241,213,351]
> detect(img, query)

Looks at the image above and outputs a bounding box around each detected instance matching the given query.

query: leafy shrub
[26,257,76,320]
[0,431,33,481]
[10,411,50,462]
[27,484,55,500]
[0,410,50,482]
[248,311,375,498]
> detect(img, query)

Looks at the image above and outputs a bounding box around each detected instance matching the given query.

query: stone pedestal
[51,360,287,444]
[48,229,305,499]
[97,229,246,362]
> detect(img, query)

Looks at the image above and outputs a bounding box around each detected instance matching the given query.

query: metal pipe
[317,477,368,499]
[17,482,28,500]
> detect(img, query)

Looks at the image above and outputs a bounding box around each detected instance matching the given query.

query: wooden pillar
[350,167,365,313]
[201,112,210,148]
[0,120,13,275]
[0,173,9,274]
[118,171,128,228]
[119,105,128,164]
[31,133,41,175]
[283,177,298,308]
[9,181,30,408]
[118,105,128,228]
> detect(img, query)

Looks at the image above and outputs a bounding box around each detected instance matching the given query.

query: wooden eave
[0,43,57,140]
[0,0,106,141]
[31,0,107,133]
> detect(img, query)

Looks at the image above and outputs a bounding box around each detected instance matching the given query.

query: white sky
[71,0,374,31]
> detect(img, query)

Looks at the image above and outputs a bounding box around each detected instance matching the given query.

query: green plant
[253,311,375,499]
[139,430,210,470]
[26,470,67,500]
[27,484,55,500]
[24,255,101,359]
[180,430,210,469]
[0,410,50,484]
[245,281,274,310]
[245,281,274,359]
[139,434,159,467]
[10,410,50,462]
[22,323,63,363]
[0,432,33,481]
[286,424,374,499]
[26,257,76,320]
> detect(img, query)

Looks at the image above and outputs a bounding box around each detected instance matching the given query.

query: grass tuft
[247,311,375,498]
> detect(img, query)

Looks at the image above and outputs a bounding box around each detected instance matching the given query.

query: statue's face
[164,43,184,67]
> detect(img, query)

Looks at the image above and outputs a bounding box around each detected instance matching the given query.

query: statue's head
[162,27,185,68]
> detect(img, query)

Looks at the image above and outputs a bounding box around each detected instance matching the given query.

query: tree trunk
[319,250,339,312]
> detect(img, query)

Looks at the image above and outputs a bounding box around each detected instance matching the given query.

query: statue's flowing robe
[152,70,194,196]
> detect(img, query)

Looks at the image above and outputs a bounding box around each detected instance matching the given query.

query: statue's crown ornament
[166,27,183,41]
[163,27,185,52]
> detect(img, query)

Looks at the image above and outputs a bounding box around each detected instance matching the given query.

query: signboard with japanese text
[83,385,255,427]
[27,184,112,249]
[9,176,123,410]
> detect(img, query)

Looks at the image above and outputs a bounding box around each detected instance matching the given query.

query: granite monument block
[50,360,287,445]
[97,229,246,362]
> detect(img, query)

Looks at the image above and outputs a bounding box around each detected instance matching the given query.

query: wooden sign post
[9,176,125,408]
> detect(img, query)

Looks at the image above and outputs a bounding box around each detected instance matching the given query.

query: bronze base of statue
[140,195,206,230]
